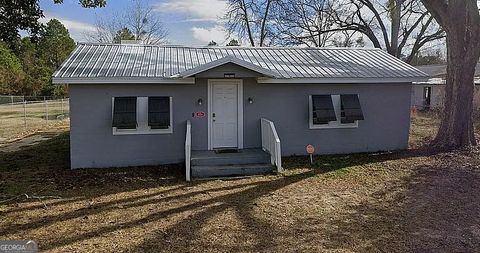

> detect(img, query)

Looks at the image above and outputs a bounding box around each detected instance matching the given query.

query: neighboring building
[53,43,427,180]
[411,63,480,110]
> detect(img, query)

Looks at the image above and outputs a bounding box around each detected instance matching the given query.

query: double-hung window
[309,94,364,129]
[112,96,173,135]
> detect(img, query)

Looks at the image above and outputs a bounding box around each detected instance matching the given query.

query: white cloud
[191,25,228,44]
[156,0,227,21]
[40,14,97,41]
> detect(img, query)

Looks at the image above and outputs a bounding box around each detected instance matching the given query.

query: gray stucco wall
[69,82,208,168]
[242,80,411,155]
[69,78,412,169]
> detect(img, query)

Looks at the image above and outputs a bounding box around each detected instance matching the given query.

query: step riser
[191,156,270,166]
[192,165,274,178]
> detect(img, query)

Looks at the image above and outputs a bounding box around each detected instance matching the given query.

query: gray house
[53,43,427,180]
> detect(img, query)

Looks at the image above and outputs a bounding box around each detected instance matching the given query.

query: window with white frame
[112,96,173,135]
[309,94,364,129]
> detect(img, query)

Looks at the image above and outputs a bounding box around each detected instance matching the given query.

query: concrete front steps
[191,148,274,178]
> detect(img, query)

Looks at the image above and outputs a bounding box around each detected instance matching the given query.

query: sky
[39,0,230,46]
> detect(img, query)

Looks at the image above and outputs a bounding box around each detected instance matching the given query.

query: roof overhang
[51,77,195,84]
[53,76,429,84]
[257,76,430,84]
[171,55,281,78]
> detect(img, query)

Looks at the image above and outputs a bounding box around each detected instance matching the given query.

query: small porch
[190,148,274,178]
[185,118,282,181]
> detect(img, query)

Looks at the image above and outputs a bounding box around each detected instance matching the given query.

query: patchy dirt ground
[1,112,480,252]
[0,131,64,153]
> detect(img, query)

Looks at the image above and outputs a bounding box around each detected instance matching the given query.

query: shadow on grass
[16,168,338,252]
[0,132,187,213]
[0,132,430,204]
[4,132,477,252]
[282,145,439,179]
[137,149,480,252]
[319,150,480,252]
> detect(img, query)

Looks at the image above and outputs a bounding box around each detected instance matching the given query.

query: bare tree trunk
[434,32,480,147]
[240,0,255,46]
[422,0,480,148]
[389,0,402,56]
[259,0,272,46]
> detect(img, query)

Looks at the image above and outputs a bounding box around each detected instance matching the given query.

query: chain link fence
[0,95,69,143]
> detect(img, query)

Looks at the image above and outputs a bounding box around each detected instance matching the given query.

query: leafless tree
[85,0,167,44]
[224,0,278,47]
[86,12,122,43]
[332,30,366,47]
[327,0,444,62]
[272,0,337,47]
[266,0,444,58]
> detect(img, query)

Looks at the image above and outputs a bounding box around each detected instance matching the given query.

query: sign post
[306,144,315,165]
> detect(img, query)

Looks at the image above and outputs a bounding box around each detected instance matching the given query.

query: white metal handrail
[185,120,192,181]
[260,118,282,172]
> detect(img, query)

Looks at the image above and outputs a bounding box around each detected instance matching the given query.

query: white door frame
[207,79,243,150]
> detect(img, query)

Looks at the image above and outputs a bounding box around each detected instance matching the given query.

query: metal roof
[413,62,480,85]
[53,43,428,84]
[416,63,480,78]
[172,55,282,78]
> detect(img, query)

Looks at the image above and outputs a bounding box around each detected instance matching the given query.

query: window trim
[112,96,173,135]
[309,95,359,129]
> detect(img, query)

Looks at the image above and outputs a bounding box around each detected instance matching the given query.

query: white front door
[210,81,240,149]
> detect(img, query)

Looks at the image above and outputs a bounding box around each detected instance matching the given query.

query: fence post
[44,96,48,125]
[23,100,27,129]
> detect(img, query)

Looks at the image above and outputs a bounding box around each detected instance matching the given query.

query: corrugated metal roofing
[53,43,428,82]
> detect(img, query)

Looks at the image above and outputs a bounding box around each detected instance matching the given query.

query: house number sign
[195,111,206,118]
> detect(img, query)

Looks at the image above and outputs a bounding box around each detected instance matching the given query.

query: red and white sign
[306,144,315,154]
[195,111,206,118]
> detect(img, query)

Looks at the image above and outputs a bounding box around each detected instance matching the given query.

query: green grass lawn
[1,112,480,252]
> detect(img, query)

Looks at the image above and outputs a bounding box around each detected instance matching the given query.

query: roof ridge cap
[76,42,380,51]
